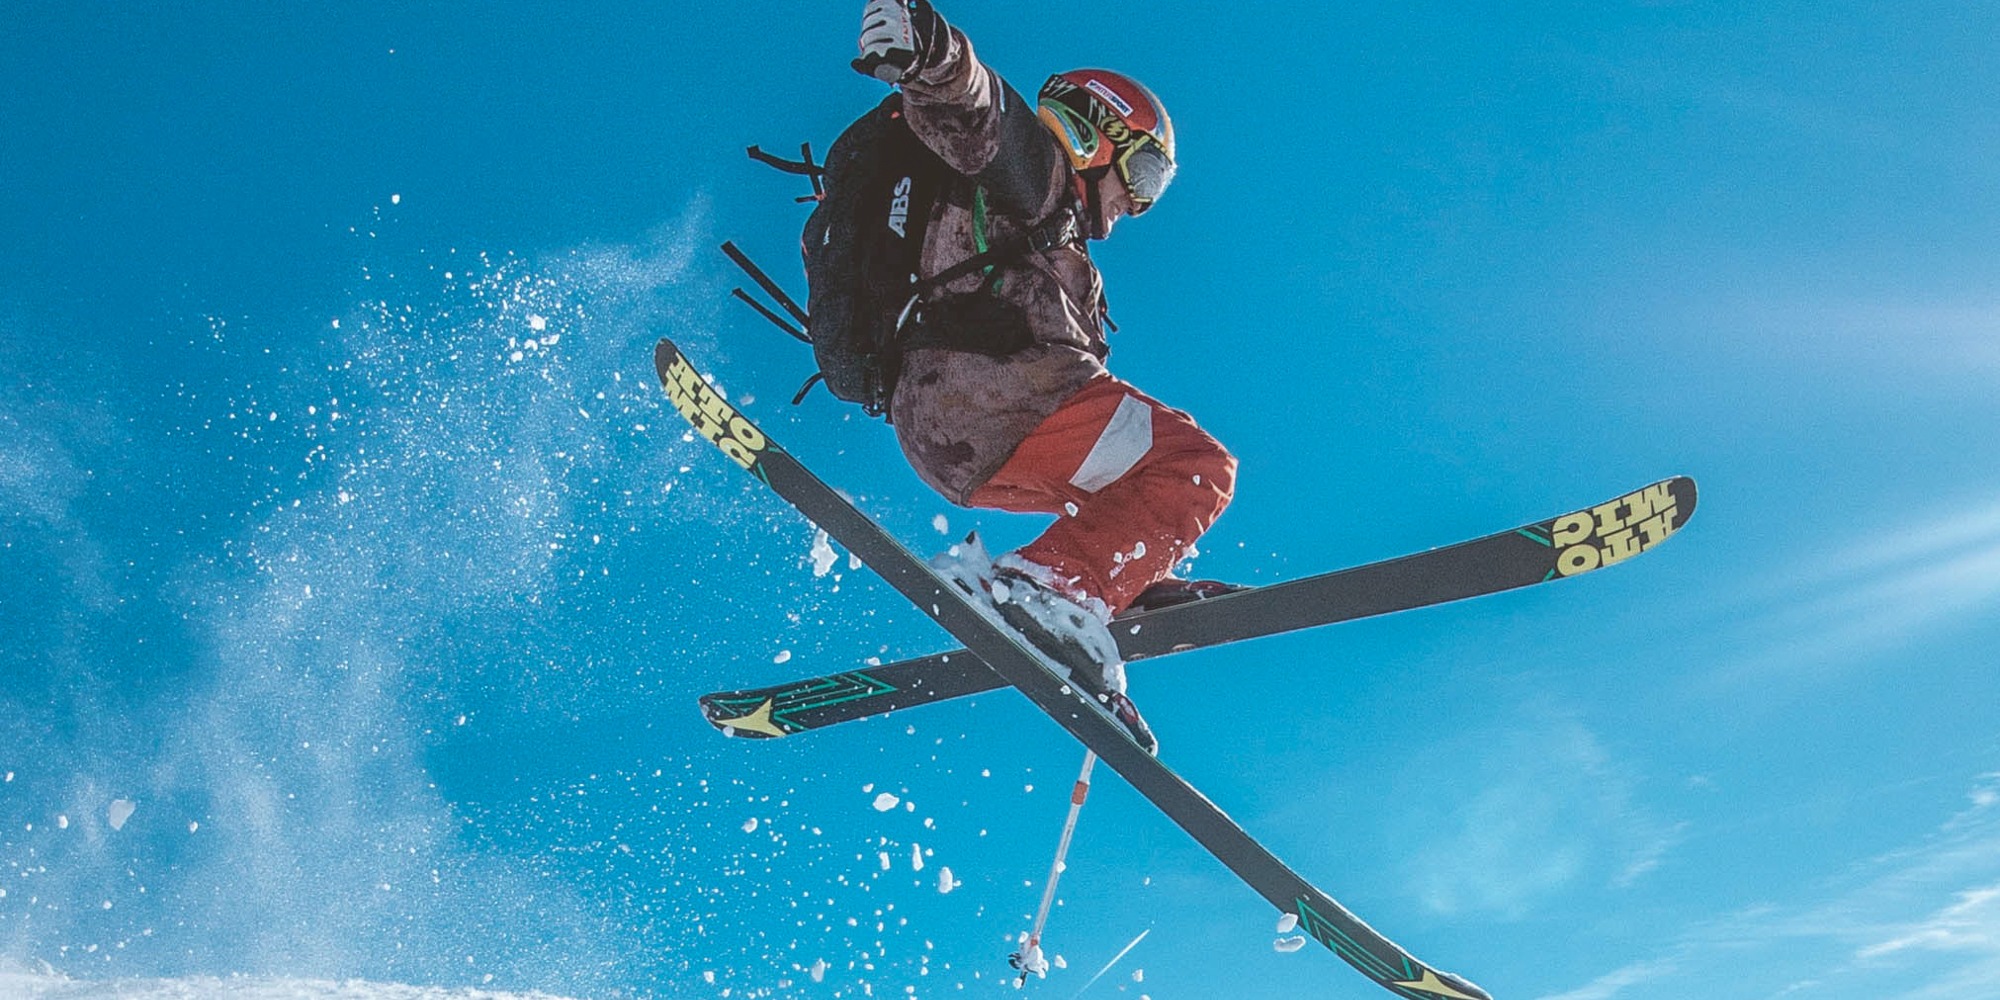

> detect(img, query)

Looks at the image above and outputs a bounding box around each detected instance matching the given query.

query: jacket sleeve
[899,15,1068,220]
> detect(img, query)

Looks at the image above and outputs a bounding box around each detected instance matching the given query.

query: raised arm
[852,0,1067,219]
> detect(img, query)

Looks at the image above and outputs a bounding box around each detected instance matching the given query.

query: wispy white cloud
[1708,497,2000,683]
[1679,295,2000,381]
[1612,821,1690,889]
[1403,706,1680,919]
[1531,958,1678,1000]
[1538,771,2000,1000]
[1858,883,2000,960]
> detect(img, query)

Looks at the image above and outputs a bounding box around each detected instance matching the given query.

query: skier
[850,0,1235,753]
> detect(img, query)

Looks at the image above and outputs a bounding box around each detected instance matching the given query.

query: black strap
[907,205,1082,304]
[790,372,826,405]
[721,241,810,331]
[731,287,809,344]
[747,143,826,203]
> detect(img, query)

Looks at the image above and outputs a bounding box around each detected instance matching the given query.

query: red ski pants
[967,375,1235,615]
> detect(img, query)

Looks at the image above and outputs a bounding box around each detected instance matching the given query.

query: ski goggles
[1113,133,1175,215]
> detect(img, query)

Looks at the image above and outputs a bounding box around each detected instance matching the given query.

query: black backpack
[724,93,1080,419]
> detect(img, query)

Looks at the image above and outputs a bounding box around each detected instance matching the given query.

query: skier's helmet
[1037,69,1176,215]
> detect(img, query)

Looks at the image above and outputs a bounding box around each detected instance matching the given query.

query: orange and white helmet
[1037,69,1177,215]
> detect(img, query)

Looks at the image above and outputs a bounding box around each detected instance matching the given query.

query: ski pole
[1011,749,1096,986]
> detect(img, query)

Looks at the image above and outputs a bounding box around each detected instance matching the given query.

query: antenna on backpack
[745,142,826,203]
[720,241,810,344]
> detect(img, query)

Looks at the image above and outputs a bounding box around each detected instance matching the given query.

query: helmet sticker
[1083,78,1135,118]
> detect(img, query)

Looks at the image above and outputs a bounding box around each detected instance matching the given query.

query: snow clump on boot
[990,554,1126,695]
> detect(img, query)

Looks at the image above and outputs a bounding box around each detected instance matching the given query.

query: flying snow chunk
[873,792,901,812]
[810,529,838,577]
[528,314,547,331]
[774,650,793,664]
[108,799,136,831]
[1275,936,1307,953]
[932,513,950,534]
[811,958,828,983]
[742,817,760,834]
[937,867,957,894]
[1276,913,1298,933]
[910,844,925,871]
[390,193,401,205]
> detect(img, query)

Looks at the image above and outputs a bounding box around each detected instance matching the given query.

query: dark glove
[852,0,943,84]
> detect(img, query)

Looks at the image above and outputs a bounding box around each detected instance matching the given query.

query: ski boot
[928,537,1158,754]
[989,565,1159,756]
[1126,576,1247,613]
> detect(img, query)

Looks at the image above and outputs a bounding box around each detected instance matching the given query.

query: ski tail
[700,670,914,738]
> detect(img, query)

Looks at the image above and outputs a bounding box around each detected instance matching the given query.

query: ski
[656,336,1494,1000]
[703,477,1698,738]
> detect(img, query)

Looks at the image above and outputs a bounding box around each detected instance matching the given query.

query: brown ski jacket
[890,18,1110,504]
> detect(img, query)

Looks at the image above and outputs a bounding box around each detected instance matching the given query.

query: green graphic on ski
[656,336,1494,1000]
[704,477,1698,738]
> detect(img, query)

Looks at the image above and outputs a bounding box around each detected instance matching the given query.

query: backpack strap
[720,240,810,342]
[746,142,827,203]
[903,202,1083,310]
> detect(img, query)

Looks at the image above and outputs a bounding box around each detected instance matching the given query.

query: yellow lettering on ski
[1553,482,1681,577]
[661,354,768,472]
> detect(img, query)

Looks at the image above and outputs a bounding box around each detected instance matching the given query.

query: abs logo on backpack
[888,176,912,237]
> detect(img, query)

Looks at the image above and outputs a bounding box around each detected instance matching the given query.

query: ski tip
[652,339,776,477]
[1670,474,1699,524]
[1655,475,1699,535]
[1538,476,1699,582]
[653,337,682,367]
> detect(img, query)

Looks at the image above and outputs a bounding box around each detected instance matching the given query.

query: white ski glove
[852,0,937,83]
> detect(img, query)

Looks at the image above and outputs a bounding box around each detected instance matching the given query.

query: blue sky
[2,3,1997,999]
